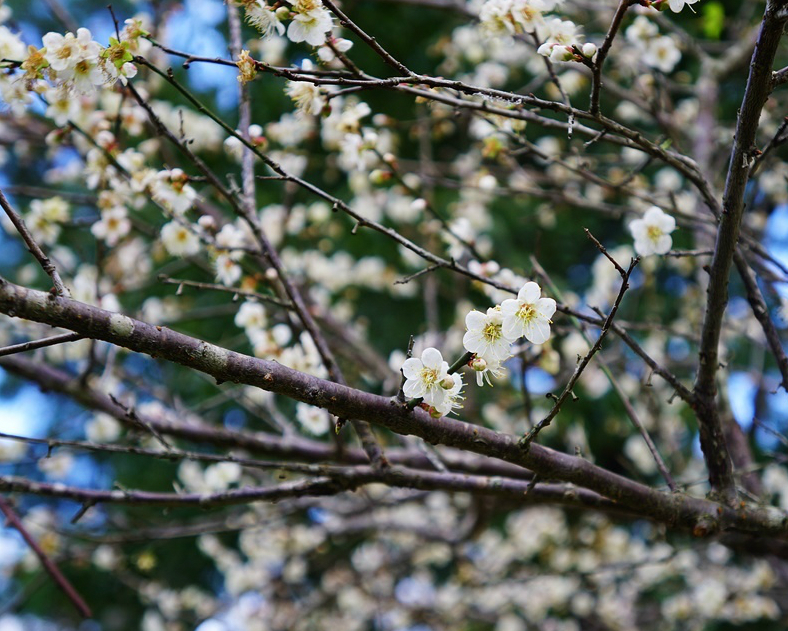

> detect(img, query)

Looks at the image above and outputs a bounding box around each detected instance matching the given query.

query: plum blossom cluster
[243,0,336,47]
[625,15,682,74]
[402,348,464,417]
[464,281,556,386]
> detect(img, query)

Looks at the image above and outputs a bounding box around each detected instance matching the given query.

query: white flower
[401,347,456,409]
[0,438,26,463]
[287,0,333,46]
[0,25,26,61]
[646,35,681,73]
[286,81,323,115]
[629,206,676,256]
[317,37,352,62]
[214,222,247,260]
[463,307,515,363]
[85,413,122,443]
[479,0,545,36]
[215,253,242,286]
[42,29,90,72]
[245,1,285,37]
[430,372,464,417]
[470,355,507,387]
[204,462,242,491]
[91,206,131,246]
[150,169,198,215]
[296,402,330,435]
[27,196,70,245]
[235,300,267,330]
[667,0,699,13]
[160,221,201,257]
[625,16,658,45]
[500,281,556,344]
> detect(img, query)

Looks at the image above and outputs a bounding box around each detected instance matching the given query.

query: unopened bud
[582,43,597,58]
[550,46,575,63]
[275,6,291,20]
[439,375,455,390]
[411,198,427,212]
[471,357,488,372]
[198,215,216,231]
[369,169,391,185]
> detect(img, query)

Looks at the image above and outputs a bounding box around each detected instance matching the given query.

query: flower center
[647,225,663,243]
[483,322,502,342]
[517,303,536,323]
[419,367,439,388]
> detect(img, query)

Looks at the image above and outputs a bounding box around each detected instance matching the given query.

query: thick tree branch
[2,278,788,537]
[693,0,788,504]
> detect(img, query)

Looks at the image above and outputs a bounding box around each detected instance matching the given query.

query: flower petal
[500,299,518,315]
[403,380,425,398]
[535,297,556,319]
[463,331,484,354]
[421,347,443,370]
[518,281,541,303]
[528,319,551,345]
[465,309,486,331]
[401,357,422,380]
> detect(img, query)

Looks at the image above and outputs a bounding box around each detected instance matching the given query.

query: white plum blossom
[204,462,242,491]
[500,281,556,345]
[666,0,699,12]
[431,372,464,417]
[479,0,545,36]
[85,413,122,443]
[215,253,243,286]
[646,35,681,73]
[401,348,461,413]
[160,221,201,257]
[629,206,676,256]
[286,80,324,116]
[42,29,95,72]
[317,37,353,63]
[470,355,506,387]
[91,206,131,246]
[235,300,267,331]
[150,169,198,215]
[296,402,330,435]
[26,196,70,245]
[463,307,515,363]
[245,1,285,37]
[286,0,333,47]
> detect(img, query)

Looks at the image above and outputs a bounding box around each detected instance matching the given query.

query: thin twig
[0,189,70,296]
[0,497,92,618]
[0,332,83,358]
[520,256,639,450]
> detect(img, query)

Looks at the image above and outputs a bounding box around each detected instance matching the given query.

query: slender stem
[520,257,639,449]
[0,189,70,297]
[0,332,83,358]
[0,497,92,618]
[589,0,636,116]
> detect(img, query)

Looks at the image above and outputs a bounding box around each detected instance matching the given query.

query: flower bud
[471,357,488,372]
[537,43,553,57]
[198,215,216,231]
[440,375,455,389]
[550,46,575,63]
[275,6,291,20]
[369,169,391,185]
[582,43,597,58]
